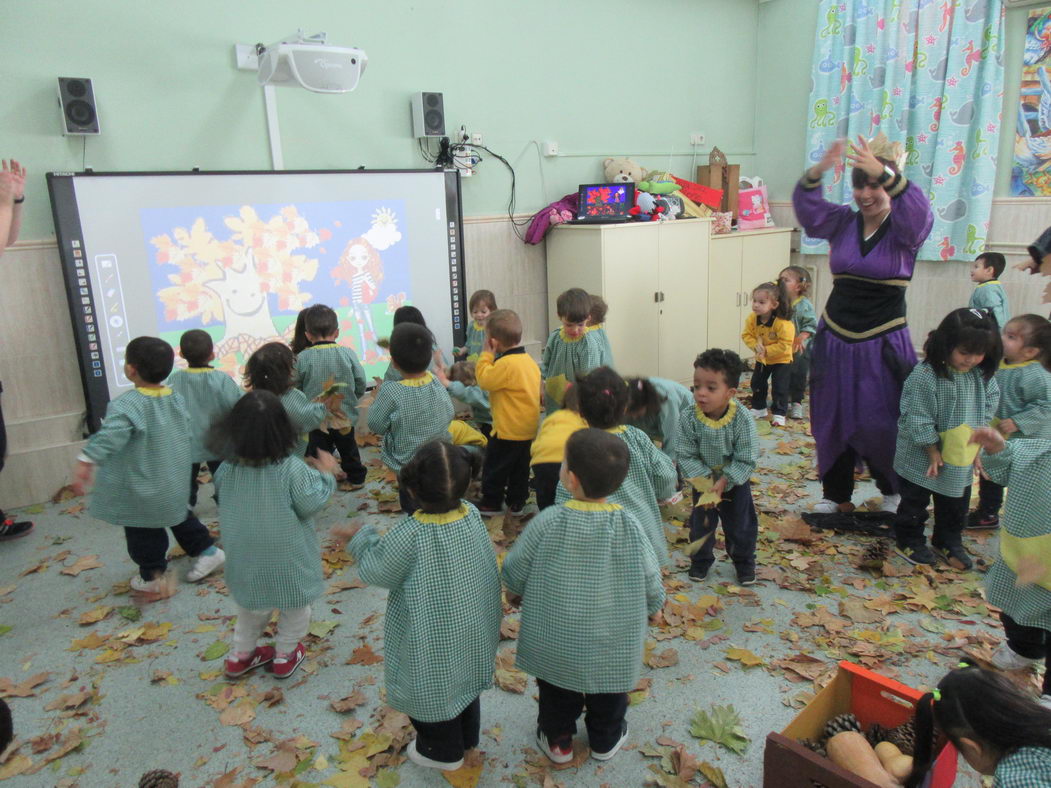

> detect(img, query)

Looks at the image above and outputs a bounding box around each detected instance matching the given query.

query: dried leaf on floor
[60,555,104,577]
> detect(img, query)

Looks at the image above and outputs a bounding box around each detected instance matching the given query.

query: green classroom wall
[1,0,762,240]
[756,0,1035,201]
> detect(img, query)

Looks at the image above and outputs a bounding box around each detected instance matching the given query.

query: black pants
[687,482,759,573]
[750,362,790,417]
[821,446,896,503]
[788,344,811,404]
[124,513,214,580]
[532,463,560,510]
[307,428,366,484]
[478,423,492,440]
[189,460,223,508]
[977,475,1004,515]
[481,436,532,510]
[1001,613,1051,694]
[410,696,480,764]
[893,477,969,549]
[537,679,627,753]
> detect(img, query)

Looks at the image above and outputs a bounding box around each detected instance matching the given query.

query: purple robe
[792,179,933,485]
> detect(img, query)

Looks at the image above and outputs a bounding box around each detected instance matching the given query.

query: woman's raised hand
[846,136,885,180]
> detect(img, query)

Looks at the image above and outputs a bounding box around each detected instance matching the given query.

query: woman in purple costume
[792,137,933,514]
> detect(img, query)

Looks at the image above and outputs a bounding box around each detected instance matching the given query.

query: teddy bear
[603,157,646,184]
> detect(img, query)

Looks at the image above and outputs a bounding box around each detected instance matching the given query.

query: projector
[256,31,367,94]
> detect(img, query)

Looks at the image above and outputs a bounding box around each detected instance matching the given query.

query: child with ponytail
[905,662,1051,787]
[741,280,796,426]
[244,342,328,458]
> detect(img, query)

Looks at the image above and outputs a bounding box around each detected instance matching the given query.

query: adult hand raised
[0,159,26,202]
[846,136,885,180]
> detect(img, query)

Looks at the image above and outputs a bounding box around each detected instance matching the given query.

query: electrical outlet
[690,132,706,146]
[543,140,559,157]
[471,132,482,146]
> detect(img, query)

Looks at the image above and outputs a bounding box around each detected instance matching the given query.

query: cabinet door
[546,228,606,331]
[740,232,792,297]
[708,236,745,355]
[602,226,660,378]
[657,221,710,383]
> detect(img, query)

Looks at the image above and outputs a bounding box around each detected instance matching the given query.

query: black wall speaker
[57,77,100,135]
[411,92,445,138]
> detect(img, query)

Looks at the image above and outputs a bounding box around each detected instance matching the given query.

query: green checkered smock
[214,455,334,610]
[84,388,194,529]
[994,746,1051,787]
[502,500,665,694]
[366,373,454,472]
[628,377,694,461]
[587,325,615,368]
[295,343,366,423]
[464,320,486,363]
[349,503,502,722]
[984,440,1051,631]
[447,381,492,425]
[969,280,1010,330]
[994,361,1051,440]
[167,368,242,462]
[555,425,678,565]
[676,399,759,488]
[279,388,328,456]
[541,328,601,415]
[893,363,999,497]
[790,296,818,345]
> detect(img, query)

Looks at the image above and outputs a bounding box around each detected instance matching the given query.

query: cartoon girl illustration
[334,236,384,363]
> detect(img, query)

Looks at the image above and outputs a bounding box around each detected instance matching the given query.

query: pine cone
[865,722,890,746]
[823,712,862,740]
[859,538,893,570]
[139,770,179,788]
[887,719,916,756]
[799,738,828,758]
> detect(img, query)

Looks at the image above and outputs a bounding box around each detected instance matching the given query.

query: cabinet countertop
[710,226,796,240]
[550,218,712,232]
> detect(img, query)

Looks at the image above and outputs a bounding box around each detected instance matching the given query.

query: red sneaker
[268,643,306,679]
[224,646,276,678]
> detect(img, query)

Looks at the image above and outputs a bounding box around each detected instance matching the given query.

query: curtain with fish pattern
[802,0,1004,262]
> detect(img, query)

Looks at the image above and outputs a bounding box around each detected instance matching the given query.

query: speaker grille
[65,100,96,126]
[66,79,87,98]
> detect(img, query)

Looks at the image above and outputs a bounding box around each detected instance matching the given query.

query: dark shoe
[474,503,502,517]
[932,542,973,571]
[591,723,629,761]
[895,543,938,566]
[735,568,757,586]
[965,510,999,530]
[688,566,709,582]
[0,519,33,540]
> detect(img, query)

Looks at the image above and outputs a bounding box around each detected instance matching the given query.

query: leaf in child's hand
[695,490,721,509]
[1016,555,1048,586]
[318,376,348,399]
[689,704,749,754]
[687,476,713,493]
[683,532,714,556]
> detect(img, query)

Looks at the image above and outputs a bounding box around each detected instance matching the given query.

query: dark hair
[448,361,476,386]
[486,309,522,347]
[851,156,899,189]
[906,662,1051,788]
[244,342,295,395]
[752,281,793,321]
[562,383,580,413]
[1008,314,1051,371]
[0,698,11,754]
[923,307,1002,380]
[694,348,746,389]
[399,440,481,514]
[625,377,665,417]
[125,336,175,384]
[393,305,427,327]
[468,290,497,313]
[556,288,592,323]
[588,294,608,325]
[576,367,629,429]
[779,265,812,297]
[291,309,309,354]
[180,329,214,367]
[389,323,433,374]
[976,251,1006,278]
[207,389,297,464]
[303,303,338,339]
[565,428,630,498]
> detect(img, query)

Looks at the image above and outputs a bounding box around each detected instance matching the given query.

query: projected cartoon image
[144,202,408,379]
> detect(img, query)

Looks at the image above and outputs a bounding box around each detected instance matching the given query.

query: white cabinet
[545,220,711,383]
[707,227,794,358]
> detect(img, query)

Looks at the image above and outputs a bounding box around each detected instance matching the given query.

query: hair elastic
[603,389,611,395]
[957,662,970,669]
[931,689,942,702]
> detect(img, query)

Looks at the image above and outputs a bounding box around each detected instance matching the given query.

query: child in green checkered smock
[892,308,1001,569]
[382,305,449,381]
[440,361,492,437]
[243,343,328,458]
[456,289,497,363]
[344,441,501,771]
[555,368,678,566]
[212,390,337,681]
[971,315,1051,528]
[72,337,221,591]
[542,289,602,415]
[586,293,615,368]
[905,662,1051,788]
[677,349,760,584]
[625,377,694,462]
[503,428,664,763]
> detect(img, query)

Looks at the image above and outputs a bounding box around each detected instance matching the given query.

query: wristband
[13,195,25,204]
[877,166,895,184]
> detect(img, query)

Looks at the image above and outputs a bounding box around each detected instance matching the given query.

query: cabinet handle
[654,292,660,303]
[736,292,741,307]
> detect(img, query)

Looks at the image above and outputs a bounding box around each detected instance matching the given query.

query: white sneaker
[130,575,162,593]
[991,643,1041,671]
[406,740,463,771]
[813,499,841,514]
[187,548,225,582]
[749,408,768,419]
[1040,695,1051,711]
[880,494,901,513]
[772,415,786,427]
[788,402,805,420]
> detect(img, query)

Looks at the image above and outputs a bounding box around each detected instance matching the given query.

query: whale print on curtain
[802,0,1004,262]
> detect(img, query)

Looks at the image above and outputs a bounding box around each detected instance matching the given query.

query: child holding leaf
[676,349,759,585]
[971,427,1051,701]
